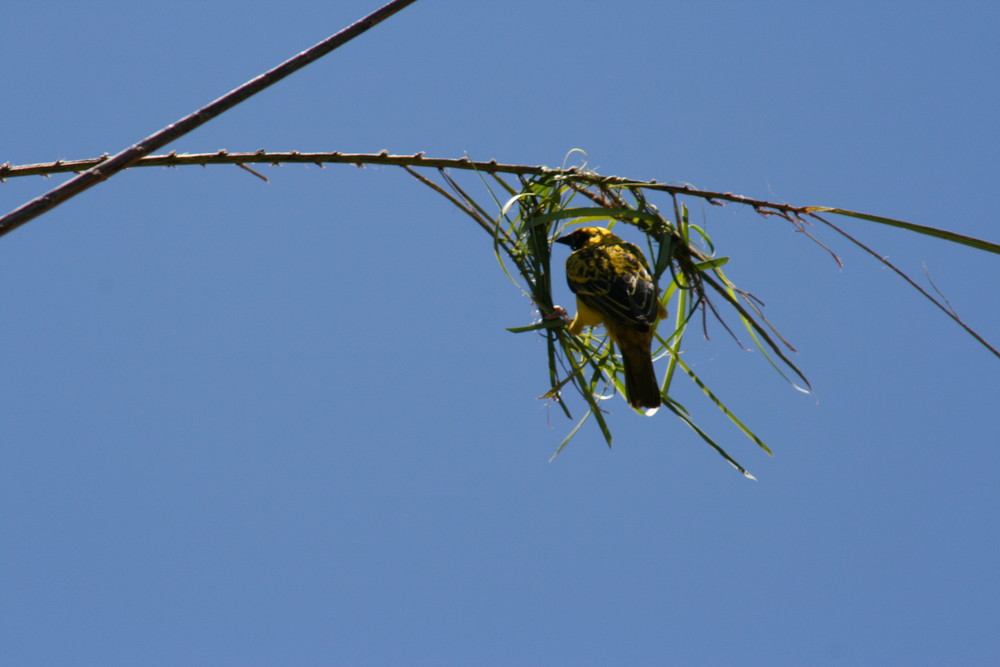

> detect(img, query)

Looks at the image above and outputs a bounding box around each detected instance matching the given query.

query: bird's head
[554,226,623,251]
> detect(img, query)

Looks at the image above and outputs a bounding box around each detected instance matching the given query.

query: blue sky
[2,2,999,665]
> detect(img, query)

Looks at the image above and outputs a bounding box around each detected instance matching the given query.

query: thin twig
[699,272,812,389]
[811,212,1000,359]
[236,163,269,183]
[0,0,420,238]
[921,263,959,319]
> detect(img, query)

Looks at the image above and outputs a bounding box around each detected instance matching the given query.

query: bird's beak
[554,234,572,246]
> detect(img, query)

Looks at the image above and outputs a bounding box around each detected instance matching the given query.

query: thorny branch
[5,148,997,255]
[0,149,834,224]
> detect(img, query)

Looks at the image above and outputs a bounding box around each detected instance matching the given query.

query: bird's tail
[619,339,661,411]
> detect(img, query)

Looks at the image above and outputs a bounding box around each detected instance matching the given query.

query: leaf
[805,207,1000,255]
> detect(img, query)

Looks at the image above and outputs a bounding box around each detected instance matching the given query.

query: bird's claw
[544,305,571,325]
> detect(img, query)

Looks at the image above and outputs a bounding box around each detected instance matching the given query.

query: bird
[555,226,668,411]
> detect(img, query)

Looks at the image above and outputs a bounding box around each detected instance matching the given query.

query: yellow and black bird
[555,226,668,411]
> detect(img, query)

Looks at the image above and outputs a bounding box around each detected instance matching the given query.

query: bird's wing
[566,243,659,331]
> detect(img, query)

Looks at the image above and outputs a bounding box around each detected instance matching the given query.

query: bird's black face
[556,226,617,251]
[554,229,590,251]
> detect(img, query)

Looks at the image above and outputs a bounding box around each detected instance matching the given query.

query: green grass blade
[550,409,592,461]
[506,320,565,334]
[808,207,1000,255]
[530,207,664,228]
[675,357,773,455]
[662,398,756,480]
[693,257,729,271]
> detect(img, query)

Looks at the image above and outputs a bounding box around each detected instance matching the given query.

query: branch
[0,0,420,239]
[7,149,998,256]
[0,151,546,180]
[2,151,799,215]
